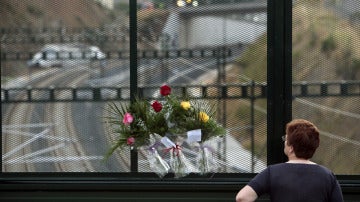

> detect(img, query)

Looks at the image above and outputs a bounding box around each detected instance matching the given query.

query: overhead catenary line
[2,129,50,160]
[4,156,104,164]
[2,129,75,142]
[2,123,56,129]
[320,130,360,147]
[295,98,360,119]
[4,143,66,164]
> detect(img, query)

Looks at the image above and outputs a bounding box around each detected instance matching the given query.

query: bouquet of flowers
[105,84,226,177]
[104,98,167,151]
[158,85,226,175]
[104,97,171,177]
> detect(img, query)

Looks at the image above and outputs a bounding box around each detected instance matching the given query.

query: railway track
[2,66,128,172]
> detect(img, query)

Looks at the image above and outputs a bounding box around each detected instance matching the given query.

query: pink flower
[160,85,171,96]
[122,112,133,125]
[127,137,135,145]
[151,100,163,112]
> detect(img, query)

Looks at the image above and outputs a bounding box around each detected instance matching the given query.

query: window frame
[0,0,359,197]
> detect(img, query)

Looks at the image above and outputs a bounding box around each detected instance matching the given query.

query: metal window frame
[0,0,359,197]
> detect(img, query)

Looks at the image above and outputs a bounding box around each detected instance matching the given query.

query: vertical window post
[267,0,292,165]
[129,0,138,173]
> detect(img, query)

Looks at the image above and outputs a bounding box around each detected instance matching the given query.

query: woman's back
[248,163,343,202]
[236,119,344,202]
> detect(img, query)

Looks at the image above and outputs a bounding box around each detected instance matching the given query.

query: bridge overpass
[177,1,267,17]
[160,1,267,49]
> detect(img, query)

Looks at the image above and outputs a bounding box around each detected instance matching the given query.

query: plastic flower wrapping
[104,84,226,178]
[146,134,170,178]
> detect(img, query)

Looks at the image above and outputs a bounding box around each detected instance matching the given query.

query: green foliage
[321,35,336,53]
[346,58,360,80]
[104,99,152,159]
[26,5,43,17]
[351,59,360,73]
[75,16,85,26]
[2,2,16,14]
[235,34,267,82]
[166,97,226,142]
[104,86,226,159]
[309,28,318,48]
[114,2,129,13]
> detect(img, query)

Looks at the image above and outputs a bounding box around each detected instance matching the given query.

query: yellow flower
[199,111,209,123]
[180,101,191,110]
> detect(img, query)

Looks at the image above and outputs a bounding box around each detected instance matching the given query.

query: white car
[27,44,106,68]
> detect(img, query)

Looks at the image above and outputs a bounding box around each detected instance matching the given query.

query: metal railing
[2,81,359,103]
[1,47,233,61]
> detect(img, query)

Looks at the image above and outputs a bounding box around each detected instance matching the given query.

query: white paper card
[160,136,176,148]
[187,129,202,143]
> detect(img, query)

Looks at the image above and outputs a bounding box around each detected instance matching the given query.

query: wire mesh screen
[1,0,130,172]
[136,0,267,174]
[292,0,360,175]
[1,0,268,174]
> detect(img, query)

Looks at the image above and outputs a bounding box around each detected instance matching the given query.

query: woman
[236,119,343,202]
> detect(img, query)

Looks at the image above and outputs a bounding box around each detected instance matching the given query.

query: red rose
[151,100,163,112]
[127,137,135,145]
[160,85,171,96]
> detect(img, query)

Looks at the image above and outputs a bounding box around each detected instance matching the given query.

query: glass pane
[136,0,267,174]
[292,0,360,175]
[2,0,129,172]
[1,0,268,174]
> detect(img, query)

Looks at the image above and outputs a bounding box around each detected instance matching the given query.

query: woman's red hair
[286,119,320,159]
